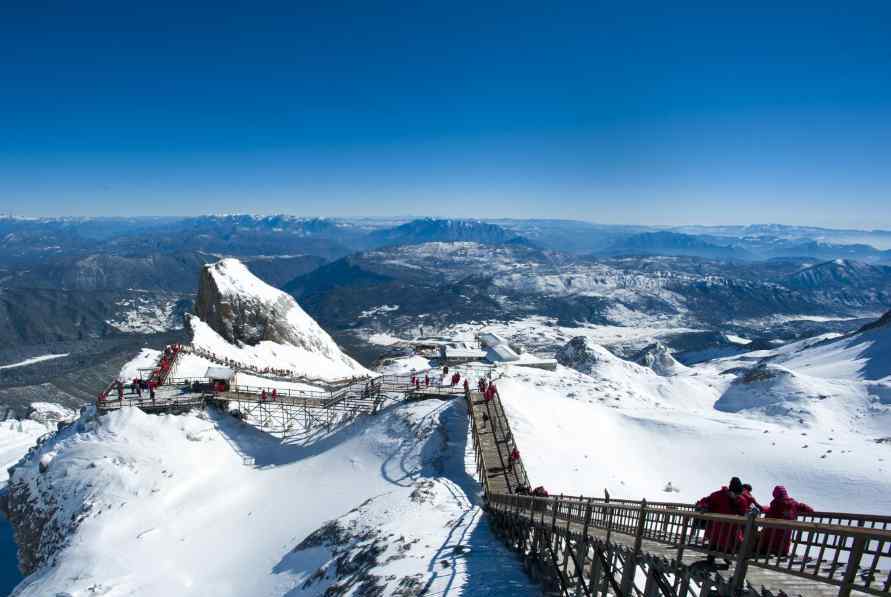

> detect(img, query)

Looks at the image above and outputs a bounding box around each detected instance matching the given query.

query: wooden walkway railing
[463,385,891,597]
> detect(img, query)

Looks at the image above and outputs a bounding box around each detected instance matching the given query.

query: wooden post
[730,510,758,595]
[575,500,594,596]
[620,500,647,595]
[674,511,690,593]
[838,535,866,597]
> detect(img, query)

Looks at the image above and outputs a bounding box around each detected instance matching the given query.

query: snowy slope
[0,404,76,487]
[492,362,891,513]
[188,316,371,380]
[419,313,891,513]
[7,401,536,597]
[0,421,47,487]
[778,315,891,382]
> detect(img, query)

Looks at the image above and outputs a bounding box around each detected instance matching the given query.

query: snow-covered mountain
[784,259,891,291]
[191,258,371,380]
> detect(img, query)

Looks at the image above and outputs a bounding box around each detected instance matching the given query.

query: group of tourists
[479,378,498,402]
[697,476,814,559]
[410,373,430,389]
[259,388,278,401]
[187,345,362,385]
[99,343,183,402]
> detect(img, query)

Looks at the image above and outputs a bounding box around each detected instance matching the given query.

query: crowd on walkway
[99,344,183,402]
[183,345,364,385]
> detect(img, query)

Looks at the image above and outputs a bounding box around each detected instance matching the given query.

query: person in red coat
[463,378,469,392]
[509,447,520,470]
[696,477,747,557]
[759,486,815,556]
[741,484,764,513]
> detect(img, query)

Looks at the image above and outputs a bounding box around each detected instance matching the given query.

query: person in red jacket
[758,486,815,556]
[696,477,747,558]
[463,378,469,392]
[508,447,520,470]
[424,374,430,387]
[741,483,765,513]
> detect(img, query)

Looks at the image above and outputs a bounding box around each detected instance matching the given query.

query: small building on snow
[440,343,487,364]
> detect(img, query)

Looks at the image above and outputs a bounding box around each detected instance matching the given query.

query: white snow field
[0,403,76,487]
[442,316,891,514]
[0,354,69,371]
[10,400,536,597]
[0,420,47,486]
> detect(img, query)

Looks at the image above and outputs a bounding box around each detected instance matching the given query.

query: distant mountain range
[367,217,530,248]
[2,215,891,352]
[598,231,750,260]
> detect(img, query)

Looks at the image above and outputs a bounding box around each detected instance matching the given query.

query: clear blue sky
[1,1,889,227]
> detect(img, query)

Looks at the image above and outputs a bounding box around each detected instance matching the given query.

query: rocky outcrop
[555,337,610,374]
[2,409,97,575]
[195,259,343,355]
[631,342,688,376]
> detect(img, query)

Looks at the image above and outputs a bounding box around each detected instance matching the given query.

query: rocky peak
[194,259,347,358]
[555,336,613,374]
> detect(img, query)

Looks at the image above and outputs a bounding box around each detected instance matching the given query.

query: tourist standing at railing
[758,486,814,556]
[463,378,469,393]
[696,477,747,562]
[424,374,429,387]
[741,483,765,513]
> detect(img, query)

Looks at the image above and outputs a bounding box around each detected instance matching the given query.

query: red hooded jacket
[759,486,814,555]
[696,487,747,552]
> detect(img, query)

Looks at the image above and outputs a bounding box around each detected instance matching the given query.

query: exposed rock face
[555,336,609,374]
[858,309,891,334]
[194,259,344,356]
[2,410,97,575]
[631,342,688,376]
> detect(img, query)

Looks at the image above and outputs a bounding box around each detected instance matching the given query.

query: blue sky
[1,1,889,226]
